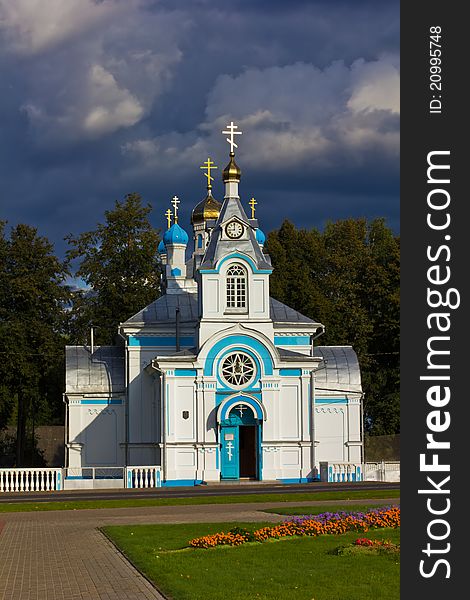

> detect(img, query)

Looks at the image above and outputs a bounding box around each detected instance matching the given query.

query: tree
[66,193,162,345]
[265,217,400,435]
[0,223,69,465]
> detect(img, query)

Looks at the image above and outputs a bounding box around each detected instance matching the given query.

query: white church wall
[173,383,196,441]
[259,386,279,441]
[67,399,125,468]
[314,405,346,463]
[127,347,160,466]
[203,278,220,314]
[279,384,300,440]
[251,277,267,315]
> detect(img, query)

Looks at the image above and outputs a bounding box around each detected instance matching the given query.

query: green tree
[0,223,69,465]
[266,218,400,435]
[66,193,162,345]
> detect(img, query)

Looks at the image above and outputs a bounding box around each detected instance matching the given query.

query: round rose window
[221,352,256,387]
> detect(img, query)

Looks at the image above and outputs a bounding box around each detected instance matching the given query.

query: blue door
[221,426,239,479]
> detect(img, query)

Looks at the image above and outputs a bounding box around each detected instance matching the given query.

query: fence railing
[319,461,400,483]
[126,466,161,488]
[65,467,123,480]
[0,468,63,492]
[363,461,400,482]
[319,461,363,483]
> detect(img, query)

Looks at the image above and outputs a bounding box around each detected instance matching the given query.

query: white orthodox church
[65,124,363,486]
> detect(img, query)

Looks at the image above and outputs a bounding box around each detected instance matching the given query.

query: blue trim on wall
[215,346,261,392]
[315,398,348,404]
[199,252,272,274]
[162,479,204,487]
[175,369,197,377]
[81,399,123,405]
[129,336,195,347]
[279,368,302,377]
[274,336,311,346]
[170,268,182,276]
[204,335,274,376]
[220,395,264,421]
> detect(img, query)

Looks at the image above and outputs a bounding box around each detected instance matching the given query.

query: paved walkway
[0,498,398,600]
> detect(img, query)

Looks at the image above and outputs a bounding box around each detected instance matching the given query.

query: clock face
[226,221,244,239]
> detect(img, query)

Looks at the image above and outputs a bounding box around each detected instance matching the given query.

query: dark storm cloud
[0,0,399,261]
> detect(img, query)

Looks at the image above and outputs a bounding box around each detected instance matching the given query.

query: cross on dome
[200,157,218,190]
[222,121,242,154]
[249,197,257,219]
[165,208,173,229]
[171,195,180,223]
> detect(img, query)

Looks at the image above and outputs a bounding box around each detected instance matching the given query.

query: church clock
[226,221,244,239]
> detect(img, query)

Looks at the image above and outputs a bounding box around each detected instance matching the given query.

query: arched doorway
[220,401,262,480]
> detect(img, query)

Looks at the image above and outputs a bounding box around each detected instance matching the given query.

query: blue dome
[256,228,266,245]
[163,223,189,246]
[158,239,166,254]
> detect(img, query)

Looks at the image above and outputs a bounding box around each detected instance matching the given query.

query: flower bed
[189,506,400,549]
[331,537,400,556]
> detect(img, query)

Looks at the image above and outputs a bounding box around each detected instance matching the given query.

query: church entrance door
[220,403,261,480]
[239,426,257,478]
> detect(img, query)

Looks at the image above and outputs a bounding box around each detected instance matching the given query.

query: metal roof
[65,346,125,394]
[122,292,317,327]
[313,346,362,393]
[269,297,316,324]
[123,292,199,325]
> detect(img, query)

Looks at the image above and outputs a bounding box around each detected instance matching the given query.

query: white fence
[320,461,400,483]
[319,462,363,482]
[64,467,124,490]
[126,466,161,489]
[363,461,400,482]
[0,468,63,492]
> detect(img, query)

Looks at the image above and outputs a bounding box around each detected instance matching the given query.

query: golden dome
[191,191,222,224]
[222,152,242,182]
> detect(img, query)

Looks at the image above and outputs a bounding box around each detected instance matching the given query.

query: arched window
[226,264,247,309]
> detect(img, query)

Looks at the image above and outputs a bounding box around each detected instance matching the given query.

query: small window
[226,264,247,309]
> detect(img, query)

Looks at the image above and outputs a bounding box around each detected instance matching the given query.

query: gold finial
[222,121,242,154]
[200,157,218,190]
[165,208,173,229]
[249,197,257,219]
[171,195,180,223]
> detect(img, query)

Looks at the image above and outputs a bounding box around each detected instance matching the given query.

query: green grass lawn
[103,521,400,600]
[0,488,399,513]
[263,502,399,516]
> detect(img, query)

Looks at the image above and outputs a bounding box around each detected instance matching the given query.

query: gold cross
[249,197,257,219]
[200,157,218,190]
[165,209,173,229]
[171,195,180,223]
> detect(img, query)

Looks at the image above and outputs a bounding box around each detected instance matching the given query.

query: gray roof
[65,346,125,395]
[278,347,315,361]
[313,346,362,393]
[270,297,316,325]
[122,291,316,327]
[123,292,199,325]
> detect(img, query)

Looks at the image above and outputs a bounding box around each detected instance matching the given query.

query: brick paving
[0,497,398,600]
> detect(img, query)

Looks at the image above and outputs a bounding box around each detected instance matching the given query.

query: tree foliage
[0,222,69,464]
[265,218,400,435]
[66,193,162,345]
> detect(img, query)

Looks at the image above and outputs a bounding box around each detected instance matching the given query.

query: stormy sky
[0,0,399,260]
